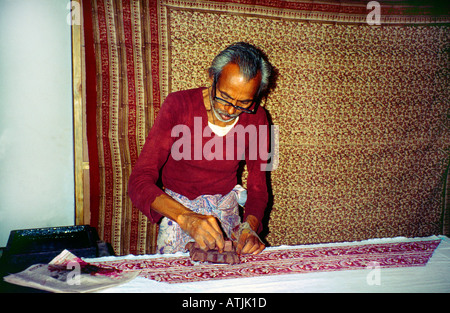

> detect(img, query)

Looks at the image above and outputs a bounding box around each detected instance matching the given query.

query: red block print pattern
[91,240,440,284]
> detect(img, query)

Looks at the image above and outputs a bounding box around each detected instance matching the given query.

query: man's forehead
[219,63,261,81]
[216,63,261,97]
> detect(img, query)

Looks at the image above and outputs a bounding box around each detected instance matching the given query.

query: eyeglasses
[212,87,258,114]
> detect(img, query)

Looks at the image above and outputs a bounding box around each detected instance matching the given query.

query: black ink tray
[0,225,113,274]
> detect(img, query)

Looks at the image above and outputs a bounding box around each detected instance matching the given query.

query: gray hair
[208,42,272,100]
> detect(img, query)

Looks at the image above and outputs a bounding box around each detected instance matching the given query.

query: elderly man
[128,42,273,255]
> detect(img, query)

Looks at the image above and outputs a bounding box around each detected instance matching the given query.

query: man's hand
[236,229,265,255]
[178,212,225,252]
[151,194,225,252]
[233,217,265,255]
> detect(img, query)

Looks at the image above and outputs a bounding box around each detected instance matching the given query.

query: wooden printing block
[185,240,240,265]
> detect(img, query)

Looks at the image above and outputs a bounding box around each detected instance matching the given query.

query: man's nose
[226,104,237,115]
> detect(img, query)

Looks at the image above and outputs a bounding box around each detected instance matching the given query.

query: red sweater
[128,87,269,229]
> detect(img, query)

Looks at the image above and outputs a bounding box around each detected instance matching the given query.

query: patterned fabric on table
[90,239,441,284]
[82,0,450,255]
[157,185,246,254]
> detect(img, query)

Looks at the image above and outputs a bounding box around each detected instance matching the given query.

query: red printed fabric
[91,240,441,284]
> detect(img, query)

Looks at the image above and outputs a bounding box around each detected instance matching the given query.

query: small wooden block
[185,240,240,265]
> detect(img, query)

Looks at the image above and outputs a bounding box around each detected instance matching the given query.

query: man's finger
[236,232,249,254]
[195,216,225,252]
[251,242,265,255]
[237,233,265,255]
[195,231,217,251]
[207,216,225,251]
[241,236,258,254]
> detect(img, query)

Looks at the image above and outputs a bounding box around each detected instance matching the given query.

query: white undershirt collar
[208,117,239,137]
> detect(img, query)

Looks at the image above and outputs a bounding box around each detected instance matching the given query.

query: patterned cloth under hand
[156,185,247,254]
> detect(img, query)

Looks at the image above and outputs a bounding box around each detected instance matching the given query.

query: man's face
[212,63,261,123]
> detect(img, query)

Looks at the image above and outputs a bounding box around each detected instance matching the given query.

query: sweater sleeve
[128,93,179,223]
[243,108,271,233]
